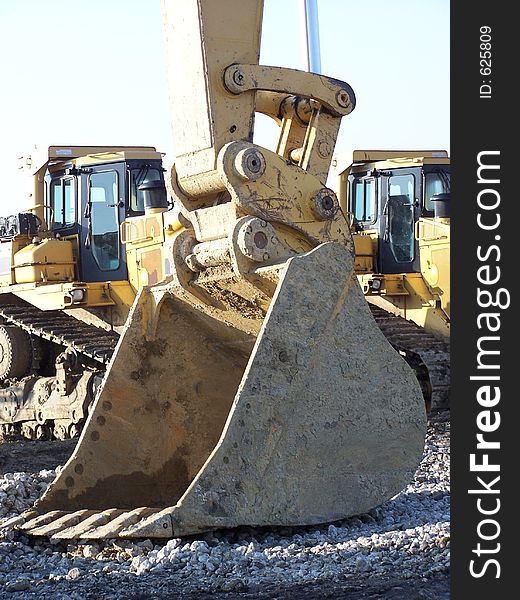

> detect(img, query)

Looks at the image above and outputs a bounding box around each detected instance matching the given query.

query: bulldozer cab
[45,150,166,283]
[348,155,450,274]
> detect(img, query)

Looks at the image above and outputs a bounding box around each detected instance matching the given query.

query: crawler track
[0,304,118,366]
[0,303,119,440]
[369,305,450,410]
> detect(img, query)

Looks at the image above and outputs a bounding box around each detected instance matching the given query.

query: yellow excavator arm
[2,0,426,540]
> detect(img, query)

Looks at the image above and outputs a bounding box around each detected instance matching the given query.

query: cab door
[79,164,127,282]
[379,171,421,274]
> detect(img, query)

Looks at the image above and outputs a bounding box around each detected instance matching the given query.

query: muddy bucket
[8,242,426,539]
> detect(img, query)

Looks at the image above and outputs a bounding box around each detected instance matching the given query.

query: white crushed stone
[0,413,450,596]
[0,469,55,519]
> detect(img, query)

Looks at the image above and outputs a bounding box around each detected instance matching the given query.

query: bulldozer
[336,151,451,409]
[1,0,426,540]
[0,145,179,440]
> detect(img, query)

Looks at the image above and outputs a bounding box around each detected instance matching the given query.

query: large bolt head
[234,148,266,181]
[312,189,339,220]
[335,89,352,109]
[232,68,245,86]
[236,217,279,263]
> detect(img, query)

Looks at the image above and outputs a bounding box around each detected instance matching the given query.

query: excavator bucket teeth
[0,510,38,531]
[15,242,425,539]
[76,508,157,540]
[51,509,125,540]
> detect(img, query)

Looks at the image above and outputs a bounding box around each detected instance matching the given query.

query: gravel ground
[0,411,450,599]
[0,440,76,476]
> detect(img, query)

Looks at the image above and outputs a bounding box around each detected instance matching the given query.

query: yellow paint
[13,239,75,284]
[337,151,450,340]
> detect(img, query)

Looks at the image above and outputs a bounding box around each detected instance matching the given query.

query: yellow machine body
[338,151,450,340]
[0,145,169,325]
[13,238,75,284]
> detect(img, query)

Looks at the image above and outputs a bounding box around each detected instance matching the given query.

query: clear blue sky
[0,0,449,212]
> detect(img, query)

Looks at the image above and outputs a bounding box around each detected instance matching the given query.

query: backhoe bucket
[13,242,426,539]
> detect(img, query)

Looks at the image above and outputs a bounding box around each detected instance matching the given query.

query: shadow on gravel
[78,571,450,600]
[0,438,76,475]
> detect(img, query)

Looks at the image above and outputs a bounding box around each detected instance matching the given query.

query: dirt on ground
[70,571,450,599]
[0,436,76,475]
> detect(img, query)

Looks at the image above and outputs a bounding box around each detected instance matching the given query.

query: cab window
[88,171,120,272]
[387,174,415,263]
[424,171,451,211]
[129,167,163,213]
[352,178,376,223]
[49,177,76,229]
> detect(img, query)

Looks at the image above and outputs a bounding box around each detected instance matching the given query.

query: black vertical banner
[451,1,514,597]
